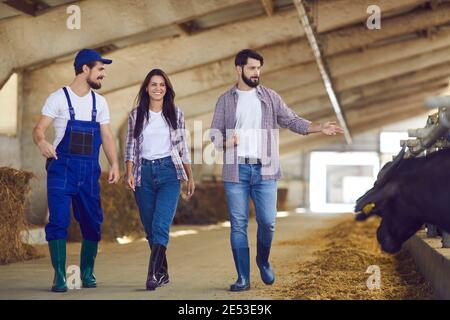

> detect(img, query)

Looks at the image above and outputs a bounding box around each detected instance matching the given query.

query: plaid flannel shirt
[210,85,311,183]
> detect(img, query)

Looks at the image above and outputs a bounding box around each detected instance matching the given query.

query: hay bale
[67,173,142,242]
[0,167,40,264]
[174,182,289,224]
[174,181,230,225]
[277,188,288,211]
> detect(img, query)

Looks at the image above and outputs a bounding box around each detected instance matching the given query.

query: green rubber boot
[48,239,68,292]
[80,239,98,288]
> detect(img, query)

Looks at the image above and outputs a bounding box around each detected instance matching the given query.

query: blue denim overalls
[45,87,103,241]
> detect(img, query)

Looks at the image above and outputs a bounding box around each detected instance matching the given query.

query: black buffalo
[355,146,450,253]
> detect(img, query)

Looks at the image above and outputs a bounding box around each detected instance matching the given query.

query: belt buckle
[238,157,248,164]
[245,157,260,164]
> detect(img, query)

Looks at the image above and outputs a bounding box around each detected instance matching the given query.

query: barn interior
[1,0,450,300]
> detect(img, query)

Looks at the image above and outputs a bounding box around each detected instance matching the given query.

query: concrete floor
[0,212,349,300]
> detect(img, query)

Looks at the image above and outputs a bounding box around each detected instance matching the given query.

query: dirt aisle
[0,212,348,300]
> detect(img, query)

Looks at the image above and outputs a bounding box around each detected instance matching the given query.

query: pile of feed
[290,217,433,299]
[0,167,40,264]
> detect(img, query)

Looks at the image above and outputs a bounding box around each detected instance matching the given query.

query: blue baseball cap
[74,49,112,69]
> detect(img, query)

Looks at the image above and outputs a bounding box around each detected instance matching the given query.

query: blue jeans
[224,164,277,249]
[134,156,181,247]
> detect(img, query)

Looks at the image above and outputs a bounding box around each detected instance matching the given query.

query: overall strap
[62,87,75,120]
[91,90,97,122]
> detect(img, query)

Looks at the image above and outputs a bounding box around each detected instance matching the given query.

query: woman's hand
[126,172,135,192]
[185,178,195,200]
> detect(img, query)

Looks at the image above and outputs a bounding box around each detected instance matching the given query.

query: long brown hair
[133,69,177,139]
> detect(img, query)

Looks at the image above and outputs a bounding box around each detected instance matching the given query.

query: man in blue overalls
[32,49,120,292]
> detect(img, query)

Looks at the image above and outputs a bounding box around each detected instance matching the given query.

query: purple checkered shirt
[210,85,311,183]
[125,106,190,187]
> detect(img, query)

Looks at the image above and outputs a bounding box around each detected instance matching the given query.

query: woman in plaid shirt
[125,69,194,291]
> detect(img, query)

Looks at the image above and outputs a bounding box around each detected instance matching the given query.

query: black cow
[355,146,450,253]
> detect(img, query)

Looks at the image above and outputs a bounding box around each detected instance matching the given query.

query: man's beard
[241,73,259,88]
[87,78,102,90]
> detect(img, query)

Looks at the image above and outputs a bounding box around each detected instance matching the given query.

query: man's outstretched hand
[321,121,344,136]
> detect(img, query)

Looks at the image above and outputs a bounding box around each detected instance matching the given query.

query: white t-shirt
[141,110,172,160]
[41,87,110,148]
[235,88,262,158]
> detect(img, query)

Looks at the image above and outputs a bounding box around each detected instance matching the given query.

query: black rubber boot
[256,242,275,285]
[229,247,250,292]
[157,252,170,286]
[150,244,169,286]
[146,244,166,291]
